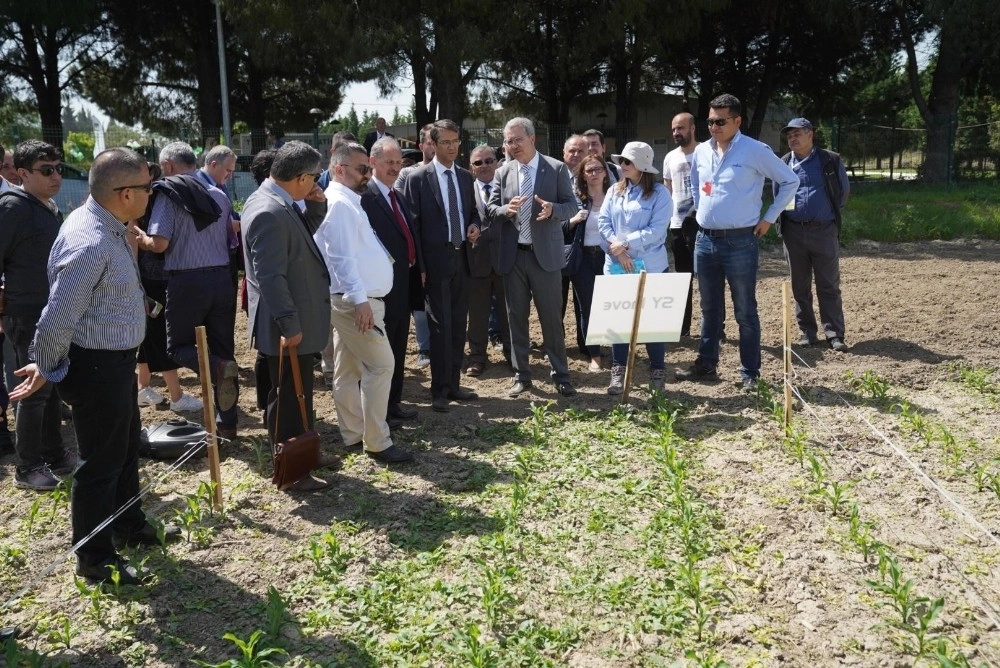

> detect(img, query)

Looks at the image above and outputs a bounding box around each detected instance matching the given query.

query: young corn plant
[817,479,855,516]
[893,401,934,447]
[306,530,350,580]
[193,629,288,668]
[845,370,892,404]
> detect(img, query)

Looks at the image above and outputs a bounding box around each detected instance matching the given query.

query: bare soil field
[1,239,999,666]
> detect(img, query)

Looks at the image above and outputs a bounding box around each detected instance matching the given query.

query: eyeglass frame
[22,163,65,177]
[471,157,496,167]
[706,116,739,128]
[113,182,154,193]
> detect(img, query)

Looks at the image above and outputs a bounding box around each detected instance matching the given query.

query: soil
[1,238,999,666]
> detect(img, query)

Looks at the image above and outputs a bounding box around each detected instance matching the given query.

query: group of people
[0,92,850,586]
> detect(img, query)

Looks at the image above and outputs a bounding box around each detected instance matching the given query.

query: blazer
[363,131,395,154]
[360,180,421,303]
[466,180,501,277]
[484,153,579,274]
[241,181,331,356]
[399,161,481,283]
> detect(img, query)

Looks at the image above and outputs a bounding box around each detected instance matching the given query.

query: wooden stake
[782,281,793,431]
[621,271,648,404]
[195,325,223,510]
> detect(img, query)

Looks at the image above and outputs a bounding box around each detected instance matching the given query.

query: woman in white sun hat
[597,141,672,396]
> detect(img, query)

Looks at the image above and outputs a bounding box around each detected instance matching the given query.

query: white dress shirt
[316,181,393,304]
[432,157,466,244]
[515,151,541,243]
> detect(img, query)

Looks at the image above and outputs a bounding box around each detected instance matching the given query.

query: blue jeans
[412,309,430,353]
[693,230,761,380]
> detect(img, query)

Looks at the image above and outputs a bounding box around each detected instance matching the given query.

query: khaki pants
[330,296,394,452]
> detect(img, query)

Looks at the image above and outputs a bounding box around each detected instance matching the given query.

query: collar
[477,179,492,188]
[198,168,217,187]
[515,151,541,172]
[85,196,130,235]
[262,177,296,209]
[709,130,743,154]
[326,180,362,205]
[373,178,393,200]
[433,157,459,176]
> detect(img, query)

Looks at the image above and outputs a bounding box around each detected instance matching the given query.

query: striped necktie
[518,164,532,240]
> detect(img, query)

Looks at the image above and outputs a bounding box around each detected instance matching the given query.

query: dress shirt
[663,147,696,228]
[432,158,465,244]
[0,177,11,194]
[786,148,849,222]
[691,131,799,229]
[30,197,146,382]
[597,181,671,273]
[514,151,541,243]
[316,181,393,304]
[477,179,491,204]
[147,176,233,270]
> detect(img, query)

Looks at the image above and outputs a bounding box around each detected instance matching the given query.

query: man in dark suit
[361,138,422,422]
[241,141,332,492]
[485,117,579,398]
[400,119,481,413]
[465,144,509,377]
[363,118,394,155]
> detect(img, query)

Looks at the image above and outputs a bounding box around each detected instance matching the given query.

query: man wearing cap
[674,93,799,393]
[778,118,850,352]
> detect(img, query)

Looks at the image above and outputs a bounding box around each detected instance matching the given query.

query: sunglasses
[706,117,738,127]
[113,182,154,193]
[302,172,321,182]
[24,164,64,177]
[352,164,371,175]
[471,157,496,167]
[619,157,632,166]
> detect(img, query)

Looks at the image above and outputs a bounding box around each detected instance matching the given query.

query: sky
[334,81,415,123]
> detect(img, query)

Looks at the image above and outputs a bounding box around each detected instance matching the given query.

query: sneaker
[416,351,431,369]
[323,371,334,390]
[795,334,818,346]
[170,393,202,413]
[137,387,166,407]
[49,451,81,476]
[737,377,758,394]
[216,360,239,412]
[649,368,666,393]
[607,364,625,395]
[829,337,849,352]
[674,365,719,382]
[14,466,60,491]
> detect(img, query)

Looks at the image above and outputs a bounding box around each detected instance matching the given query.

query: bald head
[90,148,151,221]
[671,112,696,150]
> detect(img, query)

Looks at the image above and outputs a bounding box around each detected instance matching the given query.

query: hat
[611,141,659,174]
[782,118,814,133]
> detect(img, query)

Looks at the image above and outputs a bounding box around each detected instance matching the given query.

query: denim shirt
[597,180,671,273]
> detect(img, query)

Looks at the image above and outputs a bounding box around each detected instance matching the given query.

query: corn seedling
[950,361,999,395]
[894,401,933,446]
[783,427,809,467]
[818,479,855,516]
[74,575,107,624]
[264,586,292,640]
[480,564,517,631]
[4,640,51,668]
[245,435,272,475]
[987,472,1000,504]
[806,452,828,491]
[847,505,879,564]
[39,612,77,649]
[866,554,923,628]
[306,530,349,579]
[528,401,553,447]
[911,597,944,657]
[845,370,891,403]
[49,479,70,521]
[25,497,43,537]
[458,623,496,668]
[974,463,991,492]
[193,629,289,668]
[0,544,25,569]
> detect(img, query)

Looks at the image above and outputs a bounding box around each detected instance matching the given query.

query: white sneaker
[170,393,203,413]
[137,387,165,407]
[416,352,431,369]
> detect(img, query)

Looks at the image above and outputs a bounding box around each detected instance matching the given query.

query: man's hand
[10,364,47,401]
[533,195,553,221]
[280,332,303,348]
[507,195,528,218]
[353,301,375,333]
[305,183,326,202]
[754,219,772,238]
[467,224,481,244]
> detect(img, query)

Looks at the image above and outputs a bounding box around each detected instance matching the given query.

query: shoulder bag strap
[286,344,310,432]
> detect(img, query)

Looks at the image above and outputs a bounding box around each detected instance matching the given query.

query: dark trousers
[59,345,146,568]
[467,270,509,366]
[137,278,179,372]
[505,248,570,384]
[265,352,315,443]
[384,288,411,408]
[4,314,64,470]
[782,220,845,339]
[565,246,605,358]
[670,228,695,336]
[165,267,238,429]
[424,248,470,399]
[254,351,271,411]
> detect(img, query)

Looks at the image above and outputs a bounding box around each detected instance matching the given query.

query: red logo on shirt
[702,181,712,196]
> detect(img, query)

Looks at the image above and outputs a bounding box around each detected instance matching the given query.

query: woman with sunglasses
[597,142,672,395]
[563,154,612,372]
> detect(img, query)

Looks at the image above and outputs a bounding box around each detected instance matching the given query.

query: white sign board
[586,273,692,345]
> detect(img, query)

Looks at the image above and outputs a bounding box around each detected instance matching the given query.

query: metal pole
[215,1,232,147]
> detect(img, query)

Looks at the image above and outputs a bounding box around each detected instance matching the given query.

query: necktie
[482,182,491,204]
[445,169,462,248]
[518,164,532,241]
[389,189,416,266]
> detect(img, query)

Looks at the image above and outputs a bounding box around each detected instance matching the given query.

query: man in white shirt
[314,142,413,463]
[662,112,698,337]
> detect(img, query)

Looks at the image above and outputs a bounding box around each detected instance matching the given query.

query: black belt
[68,344,139,359]
[445,242,465,250]
[333,293,383,301]
[167,265,228,276]
[698,226,755,238]
[517,243,534,251]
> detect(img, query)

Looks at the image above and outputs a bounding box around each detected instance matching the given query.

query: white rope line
[1,433,230,611]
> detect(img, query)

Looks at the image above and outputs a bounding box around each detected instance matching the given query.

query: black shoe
[508,380,533,397]
[387,416,404,430]
[113,522,182,549]
[674,365,719,381]
[388,404,418,420]
[828,337,849,352]
[365,445,414,463]
[795,334,819,346]
[447,388,478,401]
[432,397,450,412]
[76,556,153,585]
[736,377,758,394]
[556,382,577,397]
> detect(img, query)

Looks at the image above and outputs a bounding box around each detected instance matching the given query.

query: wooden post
[621,271,648,404]
[782,281,793,431]
[195,326,224,510]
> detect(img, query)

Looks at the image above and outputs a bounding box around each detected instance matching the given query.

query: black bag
[266,345,320,490]
[562,209,588,276]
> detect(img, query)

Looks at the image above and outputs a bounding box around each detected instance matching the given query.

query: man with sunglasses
[675,94,799,393]
[0,140,78,491]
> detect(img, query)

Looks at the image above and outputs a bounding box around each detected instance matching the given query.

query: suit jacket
[466,180,502,277]
[484,153,578,274]
[363,131,395,154]
[241,180,331,356]
[400,161,481,283]
[360,179,423,308]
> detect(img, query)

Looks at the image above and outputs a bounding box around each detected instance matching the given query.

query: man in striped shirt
[12,148,180,585]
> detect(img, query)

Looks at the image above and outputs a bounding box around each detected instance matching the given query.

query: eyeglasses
[113,182,154,193]
[302,172,321,182]
[619,158,633,166]
[503,136,528,147]
[24,164,64,177]
[352,164,371,175]
[706,117,738,127]
[584,167,606,175]
[471,158,496,167]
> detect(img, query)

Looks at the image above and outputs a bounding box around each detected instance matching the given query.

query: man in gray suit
[485,117,579,397]
[241,141,331,492]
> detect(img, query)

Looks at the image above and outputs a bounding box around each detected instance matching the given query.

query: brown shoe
[315,453,341,470]
[285,474,330,492]
[465,362,484,377]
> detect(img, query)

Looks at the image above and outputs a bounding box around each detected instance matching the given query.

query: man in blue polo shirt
[675,93,799,393]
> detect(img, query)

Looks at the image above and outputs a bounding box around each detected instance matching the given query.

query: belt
[445,242,465,250]
[68,344,139,359]
[166,265,228,276]
[517,243,534,251]
[698,226,755,238]
[333,293,383,301]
